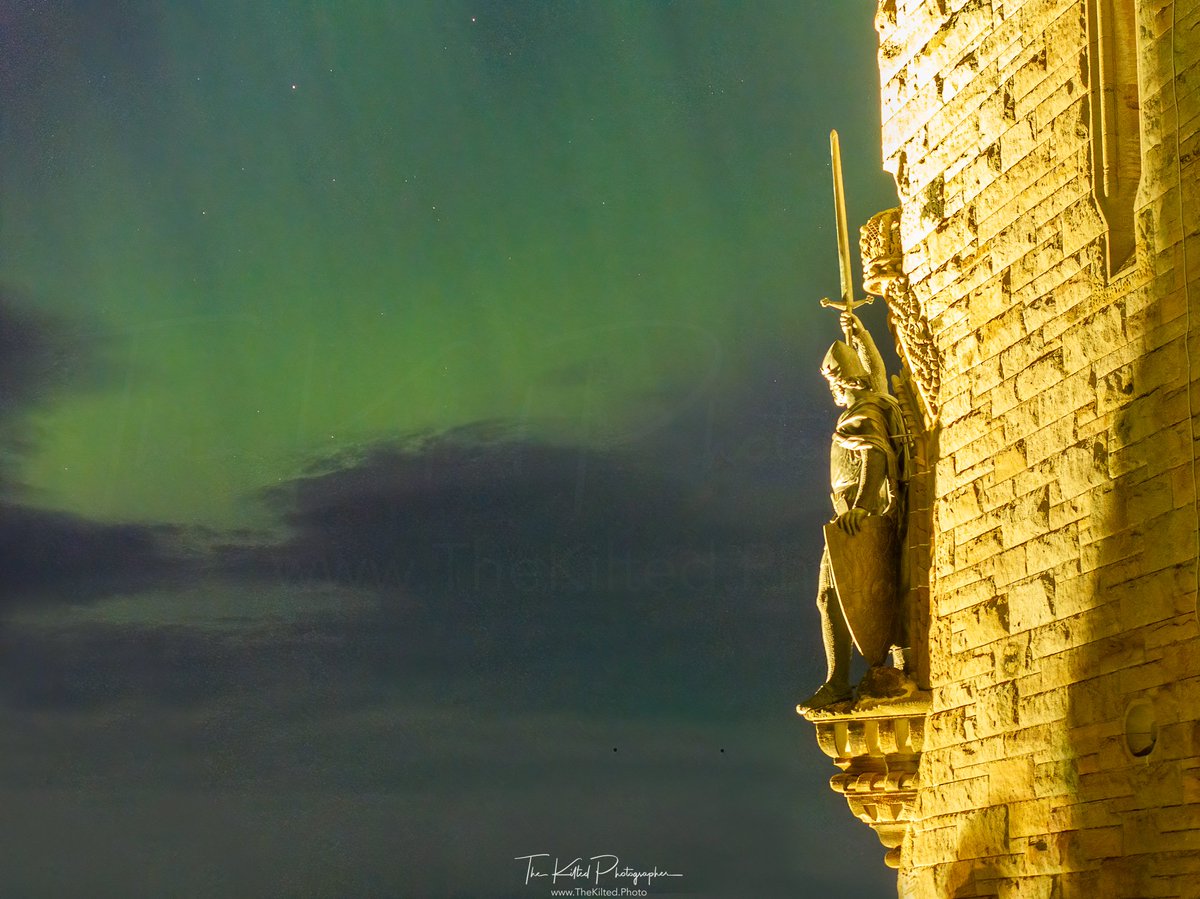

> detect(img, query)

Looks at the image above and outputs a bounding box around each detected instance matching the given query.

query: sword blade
[830,130,855,308]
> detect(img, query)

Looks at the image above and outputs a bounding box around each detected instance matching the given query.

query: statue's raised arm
[840,311,888,395]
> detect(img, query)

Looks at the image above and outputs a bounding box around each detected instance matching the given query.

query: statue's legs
[799,546,853,711]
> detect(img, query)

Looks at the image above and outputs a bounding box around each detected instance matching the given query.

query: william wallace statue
[798,132,910,712]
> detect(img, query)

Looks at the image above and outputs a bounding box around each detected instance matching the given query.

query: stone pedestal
[800,695,931,869]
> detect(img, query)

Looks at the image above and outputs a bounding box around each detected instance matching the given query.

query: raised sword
[820,129,873,319]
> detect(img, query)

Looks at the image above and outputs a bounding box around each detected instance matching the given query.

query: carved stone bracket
[801,695,931,869]
[860,208,942,424]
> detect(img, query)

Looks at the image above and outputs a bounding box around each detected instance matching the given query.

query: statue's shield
[823,516,899,666]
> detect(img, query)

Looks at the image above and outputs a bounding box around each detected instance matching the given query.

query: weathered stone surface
[839,0,1200,894]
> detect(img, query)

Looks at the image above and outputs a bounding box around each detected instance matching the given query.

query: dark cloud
[0,291,91,410]
[0,289,112,489]
[0,502,196,606]
[254,424,764,578]
[202,422,823,718]
[0,292,191,608]
[1,410,828,714]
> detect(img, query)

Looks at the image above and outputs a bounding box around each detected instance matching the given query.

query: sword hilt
[820,295,874,312]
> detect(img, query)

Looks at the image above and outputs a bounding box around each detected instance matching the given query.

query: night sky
[2,3,902,896]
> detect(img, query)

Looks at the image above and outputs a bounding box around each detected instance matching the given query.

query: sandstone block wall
[874,0,1200,895]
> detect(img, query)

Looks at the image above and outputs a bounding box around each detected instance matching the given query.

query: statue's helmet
[821,340,868,384]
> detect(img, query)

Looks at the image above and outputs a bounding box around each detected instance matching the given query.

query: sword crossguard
[819,296,874,312]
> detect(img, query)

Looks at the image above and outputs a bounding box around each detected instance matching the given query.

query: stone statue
[798,309,908,711]
[798,131,910,712]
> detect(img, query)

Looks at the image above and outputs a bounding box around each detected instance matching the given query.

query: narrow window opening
[1087,0,1142,277]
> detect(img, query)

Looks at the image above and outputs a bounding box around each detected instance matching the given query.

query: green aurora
[3,1,895,527]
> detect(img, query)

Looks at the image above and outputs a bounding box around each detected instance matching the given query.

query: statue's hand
[840,311,861,338]
[836,507,870,535]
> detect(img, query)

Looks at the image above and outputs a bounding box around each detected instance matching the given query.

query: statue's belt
[830,491,891,517]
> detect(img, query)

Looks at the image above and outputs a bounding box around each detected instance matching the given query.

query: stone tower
[803,1,1200,896]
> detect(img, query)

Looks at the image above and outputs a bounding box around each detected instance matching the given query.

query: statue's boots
[796,681,853,713]
[858,665,916,700]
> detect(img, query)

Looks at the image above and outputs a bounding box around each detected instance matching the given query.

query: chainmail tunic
[829,393,900,517]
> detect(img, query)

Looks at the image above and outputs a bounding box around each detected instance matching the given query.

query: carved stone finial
[859,207,942,424]
[860,208,904,296]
